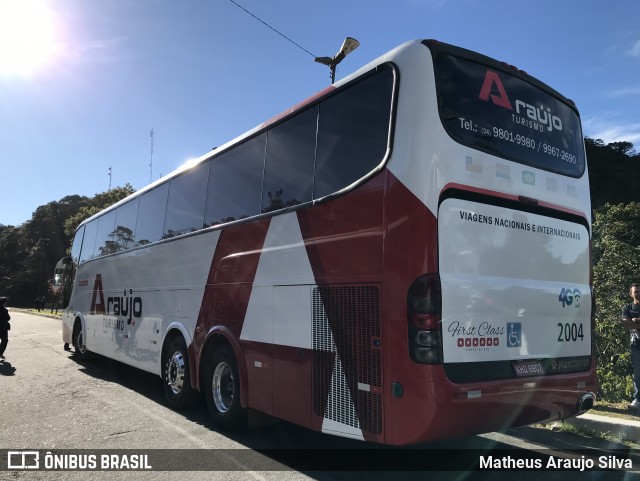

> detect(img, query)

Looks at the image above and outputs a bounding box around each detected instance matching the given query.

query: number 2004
[557,322,584,342]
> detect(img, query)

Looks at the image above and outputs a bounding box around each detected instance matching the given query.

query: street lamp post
[314,37,360,84]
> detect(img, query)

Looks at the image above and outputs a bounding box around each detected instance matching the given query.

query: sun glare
[0,1,60,76]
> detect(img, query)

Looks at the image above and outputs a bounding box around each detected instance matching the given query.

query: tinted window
[262,107,317,213]
[79,220,98,264]
[70,225,85,265]
[164,162,208,238]
[434,54,585,177]
[94,210,117,257]
[114,198,139,251]
[204,134,266,226]
[135,184,169,246]
[315,68,393,199]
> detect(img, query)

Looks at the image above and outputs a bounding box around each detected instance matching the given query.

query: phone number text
[458,117,579,165]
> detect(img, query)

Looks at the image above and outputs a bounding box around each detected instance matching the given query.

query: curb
[11,308,62,321]
[566,412,640,443]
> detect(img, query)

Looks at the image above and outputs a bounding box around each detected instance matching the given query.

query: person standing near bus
[0,297,10,360]
[622,283,640,409]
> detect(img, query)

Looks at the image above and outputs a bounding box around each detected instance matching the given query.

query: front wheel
[205,346,246,431]
[162,336,195,409]
[72,321,92,361]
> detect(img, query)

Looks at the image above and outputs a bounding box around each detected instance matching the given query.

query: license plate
[513,360,544,377]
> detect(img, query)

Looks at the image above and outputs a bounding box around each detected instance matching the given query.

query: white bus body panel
[67,230,219,375]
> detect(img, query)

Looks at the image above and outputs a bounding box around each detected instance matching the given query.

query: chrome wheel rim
[212,361,234,413]
[166,351,186,394]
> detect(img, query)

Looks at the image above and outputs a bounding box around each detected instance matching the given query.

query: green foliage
[64,184,135,236]
[586,138,640,209]
[597,364,634,402]
[0,185,134,306]
[586,138,640,401]
[593,202,640,402]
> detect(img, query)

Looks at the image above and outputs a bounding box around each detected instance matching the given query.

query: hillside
[586,138,640,209]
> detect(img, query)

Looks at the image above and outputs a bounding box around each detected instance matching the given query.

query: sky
[1,0,639,227]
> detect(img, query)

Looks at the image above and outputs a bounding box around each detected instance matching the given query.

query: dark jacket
[0,306,10,330]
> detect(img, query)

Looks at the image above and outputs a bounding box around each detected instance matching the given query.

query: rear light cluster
[407,274,443,364]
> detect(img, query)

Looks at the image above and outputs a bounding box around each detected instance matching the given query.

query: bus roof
[78,38,578,229]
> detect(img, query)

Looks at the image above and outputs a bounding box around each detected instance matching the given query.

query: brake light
[408,274,443,364]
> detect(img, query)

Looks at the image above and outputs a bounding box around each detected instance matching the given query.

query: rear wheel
[162,336,194,409]
[205,346,246,431]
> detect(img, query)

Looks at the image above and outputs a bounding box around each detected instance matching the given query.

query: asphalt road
[1,310,639,481]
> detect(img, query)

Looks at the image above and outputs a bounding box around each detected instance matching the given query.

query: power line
[228,0,316,58]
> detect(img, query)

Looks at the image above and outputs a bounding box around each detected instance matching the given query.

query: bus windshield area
[434,53,586,178]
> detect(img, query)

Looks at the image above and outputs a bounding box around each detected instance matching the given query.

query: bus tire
[205,346,247,431]
[162,336,194,410]
[72,321,91,361]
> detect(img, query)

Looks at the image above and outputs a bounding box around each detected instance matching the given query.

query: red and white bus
[60,39,595,445]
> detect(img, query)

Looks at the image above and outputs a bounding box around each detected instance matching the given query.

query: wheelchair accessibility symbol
[507,323,522,348]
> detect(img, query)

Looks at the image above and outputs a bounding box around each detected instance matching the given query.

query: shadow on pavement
[0,359,16,376]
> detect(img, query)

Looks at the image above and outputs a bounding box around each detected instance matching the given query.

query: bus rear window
[434,53,585,177]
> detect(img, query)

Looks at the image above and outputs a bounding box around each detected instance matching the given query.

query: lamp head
[336,37,360,59]
[314,37,360,84]
[314,56,334,66]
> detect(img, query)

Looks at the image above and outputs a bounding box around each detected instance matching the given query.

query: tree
[608,141,636,157]
[586,138,640,209]
[592,202,640,401]
[0,185,134,306]
[0,196,88,305]
[0,225,27,302]
[64,184,135,237]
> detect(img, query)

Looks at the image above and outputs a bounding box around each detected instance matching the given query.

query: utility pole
[108,166,112,191]
[149,128,154,183]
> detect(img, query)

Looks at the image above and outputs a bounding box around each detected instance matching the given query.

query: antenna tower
[149,128,154,183]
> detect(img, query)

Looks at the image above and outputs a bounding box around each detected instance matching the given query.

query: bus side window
[79,220,98,264]
[315,68,394,199]
[70,225,85,265]
[204,133,266,227]
[114,198,139,251]
[94,210,117,257]
[164,161,208,238]
[261,106,317,213]
[135,183,169,246]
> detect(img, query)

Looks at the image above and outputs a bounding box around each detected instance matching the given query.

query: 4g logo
[559,288,581,308]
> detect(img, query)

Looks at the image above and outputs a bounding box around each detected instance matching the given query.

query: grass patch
[564,422,640,448]
[16,307,63,319]
[592,400,640,421]
[534,401,640,448]
[537,419,640,448]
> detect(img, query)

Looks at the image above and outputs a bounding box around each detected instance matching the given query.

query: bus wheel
[205,346,246,431]
[72,321,91,361]
[162,337,194,409]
